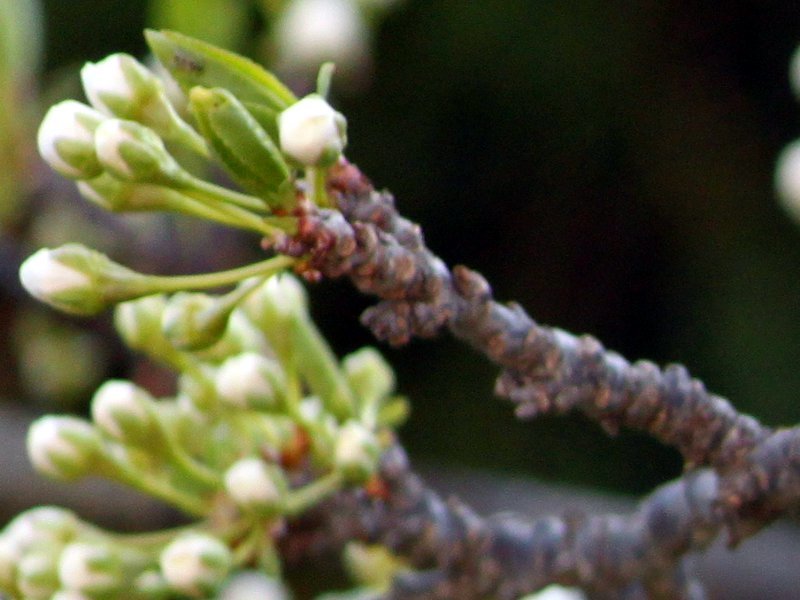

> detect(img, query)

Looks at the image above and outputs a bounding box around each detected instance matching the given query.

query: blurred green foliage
[9,0,800,496]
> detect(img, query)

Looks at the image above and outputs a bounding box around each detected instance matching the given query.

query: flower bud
[90,380,158,445]
[776,140,800,223]
[26,416,101,481]
[160,291,230,351]
[37,100,105,179]
[215,353,285,410]
[275,0,369,77]
[160,533,232,596]
[94,118,182,184]
[58,542,123,595]
[278,94,347,167]
[2,507,80,554]
[521,585,587,600]
[218,571,290,600]
[223,458,288,514]
[0,535,18,591]
[333,420,380,481]
[114,294,169,352]
[81,53,205,154]
[19,244,145,316]
[51,591,92,600]
[242,273,308,361]
[17,549,60,600]
[343,347,395,407]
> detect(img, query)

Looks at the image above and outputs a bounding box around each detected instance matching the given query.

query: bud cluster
[16,30,405,600]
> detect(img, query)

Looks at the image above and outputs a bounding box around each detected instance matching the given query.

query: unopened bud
[223,458,288,514]
[37,100,105,179]
[26,416,100,481]
[161,291,230,351]
[58,542,123,595]
[333,420,380,481]
[91,380,158,445]
[114,294,168,351]
[278,94,347,167]
[19,244,147,316]
[160,533,232,597]
[218,571,290,600]
[17,548,60,600]
[81,53,205,154]
[343,347,395,407]
[215,353,285,410]
[2,507,80,554]
[94,118,182,184]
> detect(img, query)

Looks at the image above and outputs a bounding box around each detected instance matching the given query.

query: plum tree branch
[272,159,800,598]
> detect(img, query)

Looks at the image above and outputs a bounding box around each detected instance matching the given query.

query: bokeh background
[4,0,800,520]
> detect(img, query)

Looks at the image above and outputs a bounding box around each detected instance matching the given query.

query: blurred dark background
[8,0,800,503]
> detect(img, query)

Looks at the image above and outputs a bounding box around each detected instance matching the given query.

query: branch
[272,159,800,597]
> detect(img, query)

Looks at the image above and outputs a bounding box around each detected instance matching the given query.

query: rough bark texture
[274,160,800,598]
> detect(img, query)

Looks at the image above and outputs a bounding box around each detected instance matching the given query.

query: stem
[284,471,344,516]
[181,173,269,213]
[136,255,296,294]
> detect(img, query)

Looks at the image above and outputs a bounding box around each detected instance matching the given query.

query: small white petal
[521,585,587,600]
[26,416,97,480]
[91,380,151,441]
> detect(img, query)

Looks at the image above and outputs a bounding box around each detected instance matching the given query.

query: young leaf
[145,29,296,112]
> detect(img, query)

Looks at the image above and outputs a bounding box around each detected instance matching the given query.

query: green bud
[94,118,183,184]
[161,291,231,351]
[343,347,395,409]
[91,380,159,446]
[26,416,101,481]
[19,244,147,316]
[2,507,80,554]
[223,458,288,515]
[189,86,293,209]
[159,533,232,597]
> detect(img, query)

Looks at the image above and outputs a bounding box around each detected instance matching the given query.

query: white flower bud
[2,507,80,554]
[91,380,157,445]
[26,416,100,481]
[218,571,290,600]
[343,347,395,406]
[94,118,182,183]
[275,0,369,75]
[521,585,587,600]
[82,53,207,154]
[160,533,232,596]
[51,591,92,600]
[17,549,60,600]
[245,273,308,322]
[37,100,105,179]
[19,244,143,316]
[19,247,94,314]
[58,543,123,594]
[334,420,380,481]
[776,140,800,223]
[279,94,347,166]
[215,353,285,410]
[223,458,288,514]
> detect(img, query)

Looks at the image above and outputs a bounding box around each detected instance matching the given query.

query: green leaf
[189,87,294,210]
[145,29,296,113]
